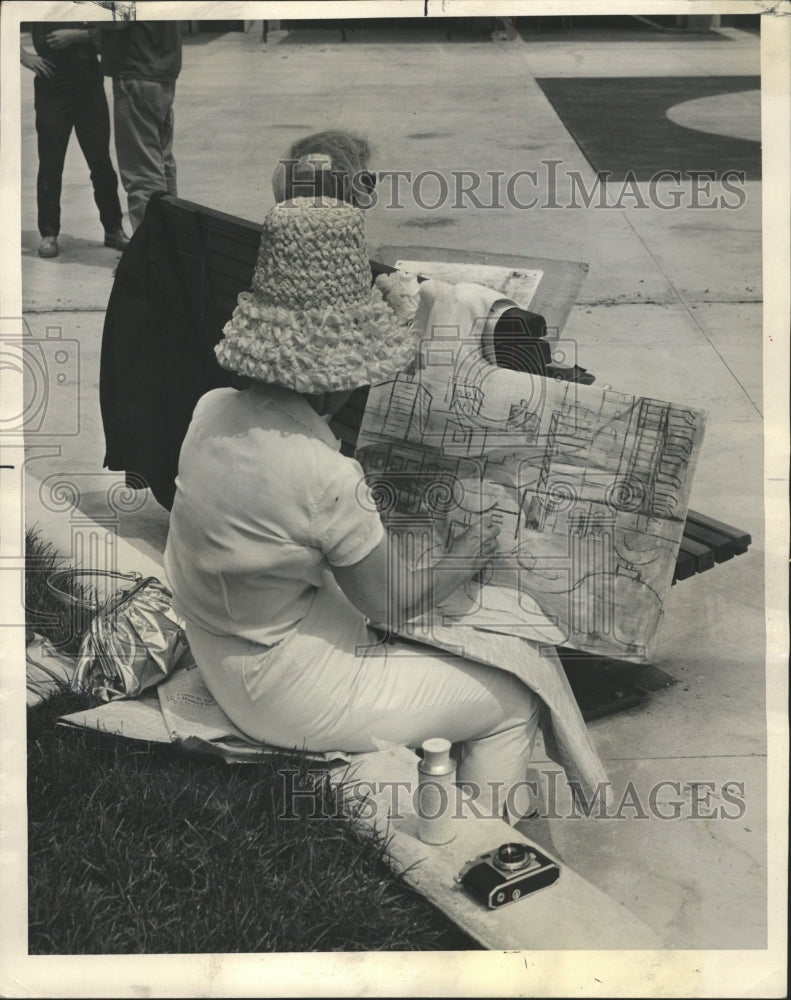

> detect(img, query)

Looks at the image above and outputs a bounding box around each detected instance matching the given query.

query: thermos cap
[420,737,453,774]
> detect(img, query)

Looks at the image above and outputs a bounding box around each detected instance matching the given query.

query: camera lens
[493,842,531,871]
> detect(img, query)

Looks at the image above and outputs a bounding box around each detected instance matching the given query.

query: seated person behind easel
[164,192,607,824]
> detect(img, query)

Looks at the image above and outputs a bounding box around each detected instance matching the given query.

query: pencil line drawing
[356,291,706,662]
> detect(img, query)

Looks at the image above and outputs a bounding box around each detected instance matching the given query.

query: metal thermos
[416,737,457,845]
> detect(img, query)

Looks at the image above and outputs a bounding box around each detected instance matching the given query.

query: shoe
[545,363,596,385]
[38,236,59,259]
[104,227,130,251]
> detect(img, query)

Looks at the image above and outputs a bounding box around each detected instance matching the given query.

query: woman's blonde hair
[272,130,373,207]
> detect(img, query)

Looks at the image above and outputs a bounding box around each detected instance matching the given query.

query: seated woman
[164,193,606,822]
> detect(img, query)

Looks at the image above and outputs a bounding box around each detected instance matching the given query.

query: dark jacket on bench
[100,192,238,508]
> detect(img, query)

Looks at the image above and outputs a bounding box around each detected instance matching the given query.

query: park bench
[101,193,751,719]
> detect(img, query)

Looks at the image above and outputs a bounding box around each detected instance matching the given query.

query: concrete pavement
[18,20,768,952]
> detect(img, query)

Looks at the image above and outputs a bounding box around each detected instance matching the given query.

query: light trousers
[185,582,543,819]
[113,77,177,231]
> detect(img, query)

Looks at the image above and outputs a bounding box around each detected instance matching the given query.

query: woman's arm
[331,510,501,627]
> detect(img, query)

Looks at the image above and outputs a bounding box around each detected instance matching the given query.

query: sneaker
[104,227,130,251]
[38,236,59,259]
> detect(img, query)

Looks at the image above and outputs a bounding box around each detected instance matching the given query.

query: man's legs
[73,75,124,235]
[161,82,177,196]
[113,77,177,231]
[34,75,73,238]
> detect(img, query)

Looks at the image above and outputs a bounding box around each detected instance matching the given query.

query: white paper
[25,634,76,709]
[357,292,706,662]
[396,259,543,310]
[59,693,172,743]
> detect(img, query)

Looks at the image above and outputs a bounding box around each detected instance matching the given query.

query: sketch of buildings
[524,391,700,534]
[441,418,490,458]
[377,373,432,444]
[450,377,484,417]
[506,400,541,441]
[356,306,705,662]
[357,438,485,517]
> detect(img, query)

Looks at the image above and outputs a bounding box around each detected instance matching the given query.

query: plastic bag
[72,575,187,702]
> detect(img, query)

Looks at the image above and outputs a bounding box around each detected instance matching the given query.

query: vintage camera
[456,842,560,909]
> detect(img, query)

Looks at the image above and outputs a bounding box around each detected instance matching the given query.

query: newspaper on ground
[58,649,351,765]
[26,634,77,709]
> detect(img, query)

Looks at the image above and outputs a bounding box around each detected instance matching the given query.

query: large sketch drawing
[356,279,706,663]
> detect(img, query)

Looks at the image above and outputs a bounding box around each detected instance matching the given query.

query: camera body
[457,842,560,909]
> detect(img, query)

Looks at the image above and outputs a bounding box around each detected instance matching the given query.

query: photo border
[1,1,787,996]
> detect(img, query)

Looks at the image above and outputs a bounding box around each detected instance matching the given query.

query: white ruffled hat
[214,197,418,393]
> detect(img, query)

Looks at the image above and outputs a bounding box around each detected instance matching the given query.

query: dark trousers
[34,72,123,237]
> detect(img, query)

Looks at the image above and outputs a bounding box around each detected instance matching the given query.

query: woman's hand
[374,272,420,324]
[445,508,503,567]
[46,28,88,50]
[20,48,55,78]
[331,508,503,628]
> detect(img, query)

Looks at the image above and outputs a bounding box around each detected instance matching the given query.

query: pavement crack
[576,298,763,307]
[616,210,764,418]
[22,307,109,314]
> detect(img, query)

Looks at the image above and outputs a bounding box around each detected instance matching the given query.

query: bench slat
[672,545,697,584]
[680,523,736,562]
[201,229,261,266]
[678,537,716,574]
[686,509,751,553]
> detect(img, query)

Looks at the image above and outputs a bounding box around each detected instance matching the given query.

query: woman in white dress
[164,192,606,821]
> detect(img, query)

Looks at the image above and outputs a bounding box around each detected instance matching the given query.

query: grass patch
[28,695,476,953]
[25,533,477,953]
[25,525,96,654]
